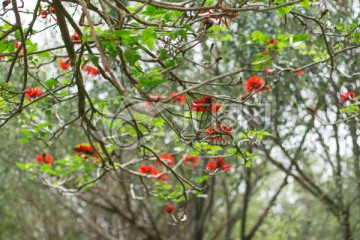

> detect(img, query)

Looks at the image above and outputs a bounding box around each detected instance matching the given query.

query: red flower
[207,157,231,172]
[183,155,200,166]
[269,38,278,45]
[83,64,101,76]
[25,88,44,100]
[36,153,53,164]
[170,92,186,105]
[156,154,175,166]
[340,90,356,102]
[71,32,81,42]
[148,168,168,181]
[39,9,48,18]
[74,144,99,159]
[244,75,266,93]
[191,95,221,113]
[294,69,305,76]
[205,124,232,142]
[205,2,237,28]
[223,3,238,19]
[139,165,149,173]
[145,94,162,108]
[14,40,20,49]
[139,164,156,174]
[165,205,175,214]
[58,58,71,70]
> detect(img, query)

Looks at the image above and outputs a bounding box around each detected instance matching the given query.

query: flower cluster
[263,37,279,55]
[244,75,268,93]
[36,153,53,164]
[82,64,101,76]
[25,88,44,100]
[340,90,356,103]
[74,144,100,162]
[293,69,305,76]
[183,155,200,166]
[156,154,175,166]
[58,58,71,70]
[145,92,186,108]
[207,157,231,172]
[139,164,168,181]
[71,32,81,43]
[39,5,57,22]
[201,2,238,28]
[191,95,221,113]
[170,92,186,105]
[205,123,232,143]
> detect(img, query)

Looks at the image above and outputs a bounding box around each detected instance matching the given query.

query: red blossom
[206,157,231,172]
[58,58,71,70]
[269,38,278,45]
[71,32,81,42]
[40,9,48,18]
[74,144,99,159]
[25,88,44,100]
[165,205,175,214]
[170,92,186,105]
[294,69,305,76]
[244,75,266,93]
[145,94,163,108]
[156,154,175,166]
[14,40,20,49]
[340,90,356,102]
[139,164,156,174]
[83,64,101,76]
[183,155,200,166]
[223,3,238,19]
[191,95,221,113]
[147,168,168,181]
[38,6,57,21]
[205,124,232,142]
[204,2,238,28]
[36,153,53,164]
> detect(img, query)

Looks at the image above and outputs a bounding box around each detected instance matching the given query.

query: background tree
[0,0,359,239]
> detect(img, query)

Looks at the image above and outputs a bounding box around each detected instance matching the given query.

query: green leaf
[37,51,51,58]
[45,78,58,88]
[142,27,157,50]
[16,162,34,170]
[194,175,208,183]
[137,76,167,87]
[88,55,99,66]
[177,29,188,41]
[159,49,168,60]
[220,34,232,41]
[252,31,268,43]
[21,129,32,138]
[124,49,141,66]
[293,33,309,42]
[276,6,291,17]
[300,0,310,9]
[336,23,344,30]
